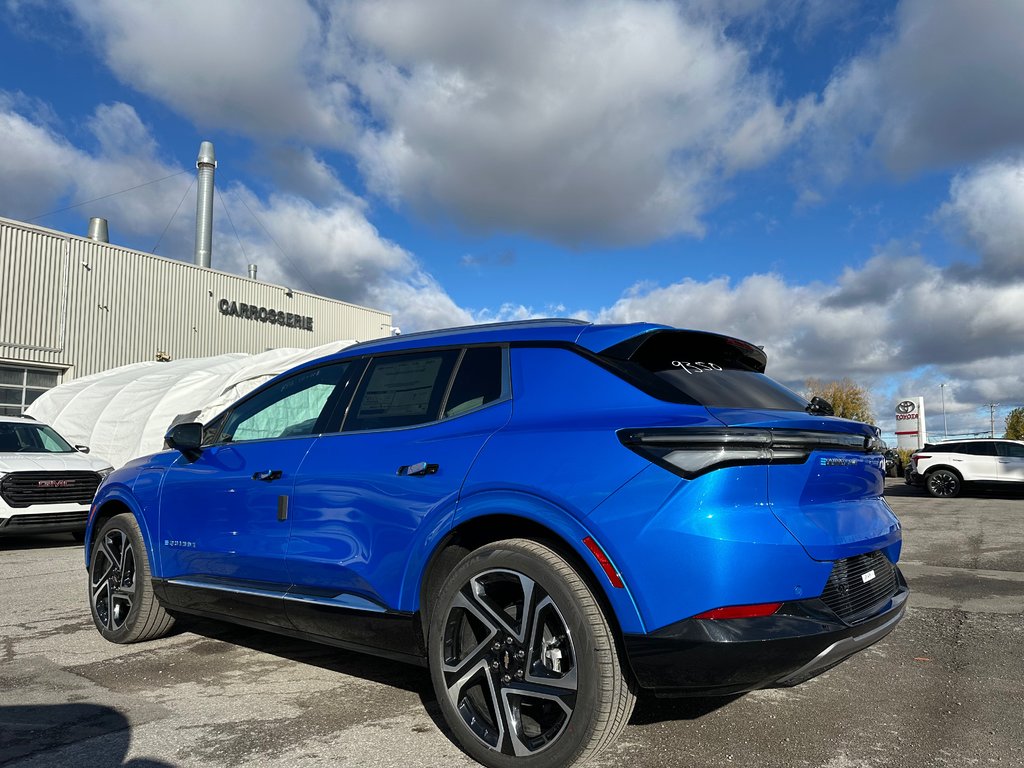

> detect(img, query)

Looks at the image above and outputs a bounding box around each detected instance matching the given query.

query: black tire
[927,469,961,498]
[88,513,175,643]
[427,539,635,768]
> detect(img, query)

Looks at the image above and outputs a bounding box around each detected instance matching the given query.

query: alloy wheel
[440,568,578,757]
[90,528,137,631]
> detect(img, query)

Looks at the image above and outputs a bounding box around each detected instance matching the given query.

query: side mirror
[807,396,835,416]
[164,422,204,457]
[75,444,91,453]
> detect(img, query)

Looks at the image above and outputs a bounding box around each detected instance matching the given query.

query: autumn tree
[804,378,875,423]
[1005,407,1024,440]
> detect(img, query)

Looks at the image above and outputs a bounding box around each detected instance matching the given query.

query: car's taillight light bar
[618,427,882,479]
[912,454,929,468]
[694,602,783,620]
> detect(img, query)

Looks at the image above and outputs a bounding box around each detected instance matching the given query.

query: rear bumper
[624,570,908,696]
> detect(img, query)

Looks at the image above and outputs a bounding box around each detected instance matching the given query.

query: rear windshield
[600,330,809,410]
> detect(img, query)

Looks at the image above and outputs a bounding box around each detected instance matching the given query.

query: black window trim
[336,344,511,435]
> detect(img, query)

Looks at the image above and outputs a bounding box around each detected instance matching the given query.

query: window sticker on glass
[358,357,443,418]
[671,361,723,374]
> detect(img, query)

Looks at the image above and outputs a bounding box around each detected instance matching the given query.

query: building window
[0,364,62,416]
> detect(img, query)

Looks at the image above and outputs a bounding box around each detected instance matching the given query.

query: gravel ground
[2,478,1021,768]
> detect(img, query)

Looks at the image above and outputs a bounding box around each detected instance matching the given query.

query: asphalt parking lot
[2,478,1022,768]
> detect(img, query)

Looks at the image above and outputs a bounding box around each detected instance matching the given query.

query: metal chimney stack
[247,264,258,280]
[194,141,216,268]
[86,217,109,243]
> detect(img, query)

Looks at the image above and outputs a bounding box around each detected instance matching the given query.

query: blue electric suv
[85,320,907,767]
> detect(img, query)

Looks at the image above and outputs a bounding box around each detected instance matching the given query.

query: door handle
[252,469,283,482]
[397,461,439,477]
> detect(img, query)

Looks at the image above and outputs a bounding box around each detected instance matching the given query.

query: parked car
[883,448,904,478]
[911,438,1024,498]
[0,415,113,539]
[84,320,907,768]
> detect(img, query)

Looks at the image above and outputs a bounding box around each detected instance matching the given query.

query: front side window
[345,350,460,431]
[221,363,349,443]
[996,442,1024,458]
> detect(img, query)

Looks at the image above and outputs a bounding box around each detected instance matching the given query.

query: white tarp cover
[26,341,355,468]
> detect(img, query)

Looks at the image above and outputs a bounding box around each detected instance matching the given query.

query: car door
[284,346,511,654]
[957,441,1000,481]
[996,441,1024,482]
[157,361,352,625]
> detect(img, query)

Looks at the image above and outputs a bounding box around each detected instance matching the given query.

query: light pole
[939,383,948,438]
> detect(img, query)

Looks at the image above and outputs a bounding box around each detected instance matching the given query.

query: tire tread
[90,513,176,643]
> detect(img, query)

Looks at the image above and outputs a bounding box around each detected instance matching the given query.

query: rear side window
[961,442,998,456]
[444,347,505,418]
[344,350,460,431]
[600,330,808,410]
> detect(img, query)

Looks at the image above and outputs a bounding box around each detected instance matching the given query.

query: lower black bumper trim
[624,575,908,696]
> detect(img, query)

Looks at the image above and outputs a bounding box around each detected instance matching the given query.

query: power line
[233,191,316,294]
[27,170,191,222]
[151,175,196,255]
[216,186,247,263]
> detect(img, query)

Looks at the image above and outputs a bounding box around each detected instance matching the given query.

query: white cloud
[0,103,79,219]
[804,0,1024,181]
[63,0,359,148]
[343,0,800,244]
[938,158,1024,279]
[591,248,1024,435]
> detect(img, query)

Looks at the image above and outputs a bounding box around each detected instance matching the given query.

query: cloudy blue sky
[2,0,1023,440]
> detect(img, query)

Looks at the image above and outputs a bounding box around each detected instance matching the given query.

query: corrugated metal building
[0,216,392,416]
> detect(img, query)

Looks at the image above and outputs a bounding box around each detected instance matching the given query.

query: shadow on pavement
[0,703,176,767]
[630,693,741,725]
[0,532,81,551]
[179,616,453,736]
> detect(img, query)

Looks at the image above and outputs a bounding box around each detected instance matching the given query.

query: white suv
[912,439,1024,498]
[0,416,113,539]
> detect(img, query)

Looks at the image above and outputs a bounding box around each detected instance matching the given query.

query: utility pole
[985,403,999,437]
[939,383,948,438]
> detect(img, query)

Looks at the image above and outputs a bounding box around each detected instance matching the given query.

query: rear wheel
[927,469,961,498]
[428,539,634,768]
[88,513,175,643]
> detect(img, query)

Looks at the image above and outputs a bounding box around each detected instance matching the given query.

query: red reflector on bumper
[582,536,624,589]
[694,602,783,620]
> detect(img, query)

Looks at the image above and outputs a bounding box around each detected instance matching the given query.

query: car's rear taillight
[693,602,783,620]
[912,454,929,468]
[618,427,880,479]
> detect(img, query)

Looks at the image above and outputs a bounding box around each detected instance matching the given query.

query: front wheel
[927,469,961,498]
[88,513,176,643]
[428,539,635,768]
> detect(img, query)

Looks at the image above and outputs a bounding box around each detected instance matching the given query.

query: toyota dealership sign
[895,397,927,450]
